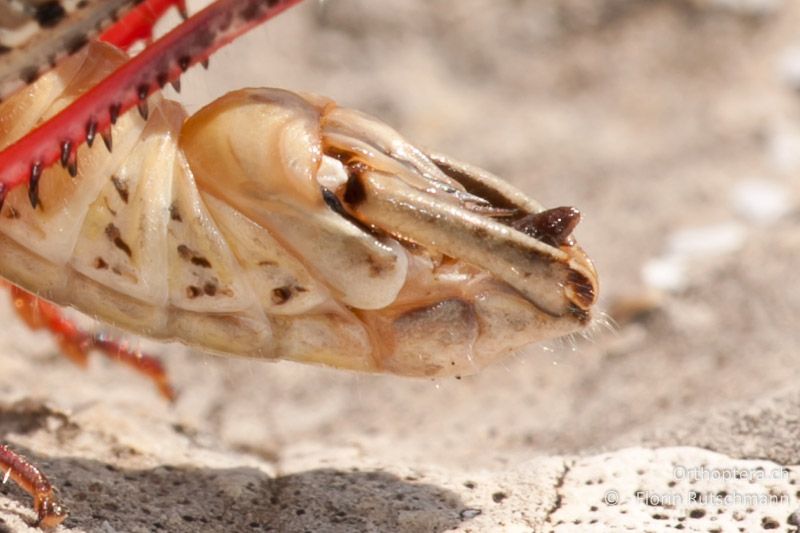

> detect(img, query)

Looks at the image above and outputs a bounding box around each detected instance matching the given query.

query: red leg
[9,285,176,401]
[0,444,67,528]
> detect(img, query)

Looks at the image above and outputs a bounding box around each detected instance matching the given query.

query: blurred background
[3,0,800,530]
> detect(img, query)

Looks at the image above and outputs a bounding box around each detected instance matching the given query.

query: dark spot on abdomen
[169,203,182,222]
[35,1,67,28]
[20,66,39,84]
[271,286,291,304]
[177,244,211,268]
[105,223,132,258]
[186,286,202,298]
[367,254,396,277]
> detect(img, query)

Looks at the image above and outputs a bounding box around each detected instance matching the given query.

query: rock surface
[3,0,800,531]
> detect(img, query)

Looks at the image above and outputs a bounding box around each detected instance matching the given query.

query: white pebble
[642,256,687,292]
[731,179,792,225]
[643,223,748,292]
[667,223,747,258]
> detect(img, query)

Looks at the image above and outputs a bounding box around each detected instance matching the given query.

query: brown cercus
[0,0,598,527]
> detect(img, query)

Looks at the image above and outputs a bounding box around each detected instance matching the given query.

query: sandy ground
[3,0,800,531]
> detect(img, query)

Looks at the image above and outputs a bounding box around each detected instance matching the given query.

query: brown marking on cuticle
[191,256,211,268]
[103,196,117,216]
[271,286,291,305]
[20,66,39,85]
[111,175,129,203]
[257,259,277,267]
[5,206,19,219]
[169,203,182,222]
[186,286,202,298]
[203,282,217,296]
[567,270,596,309]
[105,223,132,258]
[94,257,108,270]
[366,254,395,277]
[34,1,66,27]
[177,244,212,268]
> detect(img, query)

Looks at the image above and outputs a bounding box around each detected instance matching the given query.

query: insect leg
[8,285,175,401]
[0,443,67,528]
